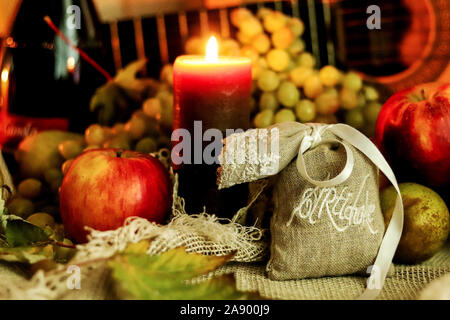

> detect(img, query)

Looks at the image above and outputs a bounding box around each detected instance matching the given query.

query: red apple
[375,82,450,188]
[60,149,172,243]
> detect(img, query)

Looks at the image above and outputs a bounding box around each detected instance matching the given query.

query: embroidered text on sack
[287,174,379,234]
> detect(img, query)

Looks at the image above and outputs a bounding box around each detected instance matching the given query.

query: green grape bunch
[224,7,384,137]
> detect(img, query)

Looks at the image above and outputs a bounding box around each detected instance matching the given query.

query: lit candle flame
[205,36,218,62]
[67,56,76,73]
[1,69,8,83]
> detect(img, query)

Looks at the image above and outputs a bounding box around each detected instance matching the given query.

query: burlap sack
[266,131,385,280]
[218,122,404,298]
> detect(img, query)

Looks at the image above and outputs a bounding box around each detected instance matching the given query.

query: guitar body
[374,0,450,92]
[335,0,450,95]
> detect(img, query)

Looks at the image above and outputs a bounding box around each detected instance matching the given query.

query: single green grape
[230,7,253,28]
[85,124,109,146]
[112,122,126,135]
[125,117,146,140]
[363,102,382,124]
[263,11,287,33]
[277,81,300,108]
[315,88,339,115]
[303,73,323,99]
[257,69,280,92]
[288,38,305,56]
[290,66,314,87]
[239,17,263,38]
[364,86,379,101]
[220,39,240,56]
[357,92,367,108]
[254,110,275,128]
[257,57,268,69]
[156,90,173,109]
[240,46,259,64]
[252,33,271,54]
[185,37,204,55]
[286,59,297,72]
[135,137,158,153]
[319,65,341,87]
[257,7,272,20]
[288,17,305,37]
[103,133,132,150]
[297,52,316,68]
[271,27,295,49]
[266,49,290,72]
[345,108,366,130]
[7,198,35,219]
[18,178,42,200]
[58,139,84,160]
[55,238,76,262]
[259,92,279,111]
[342,72,363,91]
[26,213,55,229]
[61,159,74,175]
[125,113,158,140]
[295,99,316,122]
[274,108,296,123]
[159,64,173,86]
[142,97,162,119]
[339,87,359,110]
[236,30,252,45]
[252,59,267,81]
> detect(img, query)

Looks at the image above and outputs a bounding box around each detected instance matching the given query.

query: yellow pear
[381,183,450,264]
[15,130,83,179]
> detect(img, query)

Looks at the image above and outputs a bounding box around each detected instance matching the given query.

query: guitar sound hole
[336,0,430,77]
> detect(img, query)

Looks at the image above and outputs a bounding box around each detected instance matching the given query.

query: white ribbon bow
[297,123,404,300]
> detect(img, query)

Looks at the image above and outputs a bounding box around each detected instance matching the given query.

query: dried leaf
[3,217,50,247]
[89,59,159,125]
[0,244,54,264]
[0,214,50,247]
[109,247,259,300]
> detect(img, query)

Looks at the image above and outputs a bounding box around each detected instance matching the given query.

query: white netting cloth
[0,171,267,300]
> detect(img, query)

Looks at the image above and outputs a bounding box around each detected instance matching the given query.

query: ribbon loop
[296,124,354,188]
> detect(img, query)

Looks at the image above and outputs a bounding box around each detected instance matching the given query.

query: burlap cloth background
[0,241,448,300]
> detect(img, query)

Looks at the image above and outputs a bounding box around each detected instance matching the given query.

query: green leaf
[2,215,50,247]
[109,245,259,300]
[0,244,54,264]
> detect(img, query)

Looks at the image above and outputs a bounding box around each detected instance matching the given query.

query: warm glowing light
[67,56,76,73]
[5,37,14,47]
[205,36,218,62]
[1,69,8,83]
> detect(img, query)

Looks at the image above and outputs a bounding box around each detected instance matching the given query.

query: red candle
[172,37,252,217]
